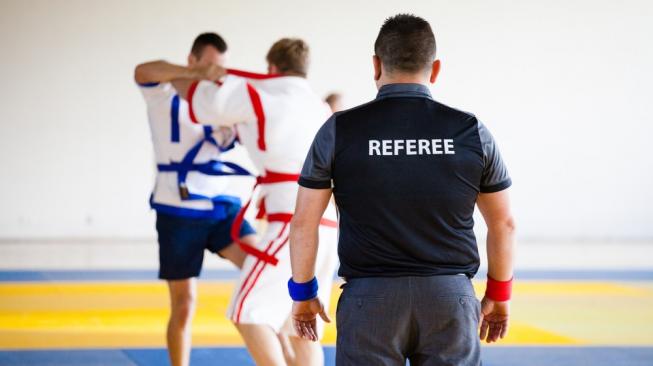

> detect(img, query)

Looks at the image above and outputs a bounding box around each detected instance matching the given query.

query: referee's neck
[375,73,430,90]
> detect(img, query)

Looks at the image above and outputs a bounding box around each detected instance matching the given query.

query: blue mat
[1,347,652,366]
[1,269,653,282]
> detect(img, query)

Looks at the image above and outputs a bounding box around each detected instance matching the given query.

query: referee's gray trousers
[335,275,481,366]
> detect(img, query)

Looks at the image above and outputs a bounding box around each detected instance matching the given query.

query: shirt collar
[376,83,433,100]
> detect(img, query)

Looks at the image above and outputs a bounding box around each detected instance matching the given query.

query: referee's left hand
[292,297,331,341]
[479,296,510,343]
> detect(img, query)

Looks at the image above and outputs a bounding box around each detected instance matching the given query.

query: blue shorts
[155,203,256,280]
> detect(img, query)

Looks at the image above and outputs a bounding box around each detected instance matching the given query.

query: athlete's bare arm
[135,60,226,86]
[171,65,227,98]
[170,79,193,99]
[134,60,204,84]
[289,186,333,341]
[476,189,515,343]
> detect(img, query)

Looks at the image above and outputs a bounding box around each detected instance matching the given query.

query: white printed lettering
[369,140,381,156]
[382,140,392,155]
[368,138,455,156]
[394,139,405,155]
[406,139,417,155]
[432,139,443,154]
[444,139,455,154]
[418,139,430,155]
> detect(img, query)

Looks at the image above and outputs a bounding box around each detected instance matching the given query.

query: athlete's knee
[169,292,196,326]
[170,304,194,328]
[219,241,250,268]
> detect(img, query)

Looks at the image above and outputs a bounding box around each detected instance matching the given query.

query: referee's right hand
[292,297,331,342]
[479,297,510,343]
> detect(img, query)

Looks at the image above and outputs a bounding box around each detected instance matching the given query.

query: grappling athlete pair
[136,33,337,366]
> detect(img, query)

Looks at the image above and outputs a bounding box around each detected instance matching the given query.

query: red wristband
[485,276,513,301]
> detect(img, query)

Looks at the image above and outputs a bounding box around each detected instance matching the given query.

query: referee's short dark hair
[191,32,228,58]
[374,14,436,74]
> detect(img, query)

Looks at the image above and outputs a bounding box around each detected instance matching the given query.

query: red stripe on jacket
[187,81,200,124]
[245,83,266,151]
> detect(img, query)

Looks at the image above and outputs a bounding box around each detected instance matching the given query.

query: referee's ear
[372,55,382,81]
[429,60,441,84]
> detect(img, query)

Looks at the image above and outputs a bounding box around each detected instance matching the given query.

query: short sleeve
[298,115,336,189]
[478,121,512,193]
[138,82,175,105]
[187,76,257,127]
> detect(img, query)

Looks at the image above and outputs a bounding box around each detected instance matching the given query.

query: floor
[1,269,652,365]
[2,347,653,366]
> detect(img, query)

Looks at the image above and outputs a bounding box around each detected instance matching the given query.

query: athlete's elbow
[134,63,149,84]
[134,61,161,84]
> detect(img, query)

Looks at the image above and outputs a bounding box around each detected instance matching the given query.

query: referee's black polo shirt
[299,83,512,279]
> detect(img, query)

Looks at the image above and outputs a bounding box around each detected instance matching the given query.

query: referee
[288,13,515,366]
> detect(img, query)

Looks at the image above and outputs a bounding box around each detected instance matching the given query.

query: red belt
[267,213,338,228]
[230,171,338,265]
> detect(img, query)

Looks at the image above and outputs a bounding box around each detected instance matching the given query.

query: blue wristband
[288,277,319,301]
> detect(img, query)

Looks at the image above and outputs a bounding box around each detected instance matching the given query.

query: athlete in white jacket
[172,39,339,366]
[134,33,257,366]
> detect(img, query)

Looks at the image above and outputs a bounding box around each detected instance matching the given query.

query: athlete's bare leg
[287,336,323,366]
[165,235,255,366]
[279,317,324,366]
[227,233,289,365]
[217,234,257,268]
[236,323,287,366]
[278,332,295,364]
[166,279,197,366]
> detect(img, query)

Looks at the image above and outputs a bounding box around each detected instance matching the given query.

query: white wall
[0,0,651,240]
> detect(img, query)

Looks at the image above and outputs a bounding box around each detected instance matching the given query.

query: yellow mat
[1,281,652,349]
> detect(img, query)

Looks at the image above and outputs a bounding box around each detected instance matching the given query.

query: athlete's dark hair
[191,32,228,58]
[374,14,436,74]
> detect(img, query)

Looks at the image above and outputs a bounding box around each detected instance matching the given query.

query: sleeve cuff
[137,81,160,87]
[298,177,332,189]
[480,178,512,193]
